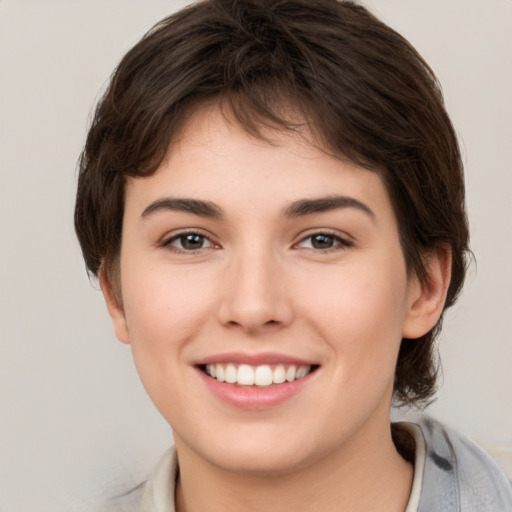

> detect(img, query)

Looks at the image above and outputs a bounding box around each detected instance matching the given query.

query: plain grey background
[1,1,511,510]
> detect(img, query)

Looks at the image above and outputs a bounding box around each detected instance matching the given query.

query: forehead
[123,105,395,227]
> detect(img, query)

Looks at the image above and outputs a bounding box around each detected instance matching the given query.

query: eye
[164,232,215,252]
[296,232,352,251]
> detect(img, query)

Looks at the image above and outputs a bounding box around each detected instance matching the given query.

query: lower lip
[196,368,316,410]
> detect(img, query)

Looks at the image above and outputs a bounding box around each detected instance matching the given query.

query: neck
[174,420,413,512]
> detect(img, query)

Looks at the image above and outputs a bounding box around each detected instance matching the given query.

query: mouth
[198,363,319,388]
[194,353,320,409]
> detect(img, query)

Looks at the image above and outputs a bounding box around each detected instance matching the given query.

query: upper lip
[193,352,319,366]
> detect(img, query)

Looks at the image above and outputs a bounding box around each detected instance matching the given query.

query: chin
[179,425,327,477]
[210,446,316,477]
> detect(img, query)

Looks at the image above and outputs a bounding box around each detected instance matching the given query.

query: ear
[402,245,452,339]
[99,268,130,345]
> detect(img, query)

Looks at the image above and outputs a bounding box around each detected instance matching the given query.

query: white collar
[402,422,426,512]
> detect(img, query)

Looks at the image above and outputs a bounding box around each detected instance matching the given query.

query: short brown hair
[75,0,470,406]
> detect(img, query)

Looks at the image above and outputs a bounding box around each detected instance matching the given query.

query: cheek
[305,265,406,328]
[300,260,409,372]
[119,265,216,417]
[120,260,217,367]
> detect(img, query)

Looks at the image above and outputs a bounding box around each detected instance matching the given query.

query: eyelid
[293,230,354,250]
[160,228,220,252]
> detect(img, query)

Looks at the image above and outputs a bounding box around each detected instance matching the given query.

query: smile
[204,363,313,387]
[196,356,319,409]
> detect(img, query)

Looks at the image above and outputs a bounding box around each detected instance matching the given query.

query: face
[104,107,436,476]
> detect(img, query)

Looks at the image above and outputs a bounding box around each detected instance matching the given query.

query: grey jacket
[414,416,512,511]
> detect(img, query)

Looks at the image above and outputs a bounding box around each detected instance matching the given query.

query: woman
[74,1,512,510]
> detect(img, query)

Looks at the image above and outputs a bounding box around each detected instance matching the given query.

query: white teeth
[272,364,286,384]
[296,365,310,379]
[286,365,297,382]
[255,365,273,386]
[205,363,313,387]
[237,364,255,385]
[224,363,237,384]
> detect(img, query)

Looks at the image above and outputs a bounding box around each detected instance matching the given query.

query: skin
[101,106,451,512]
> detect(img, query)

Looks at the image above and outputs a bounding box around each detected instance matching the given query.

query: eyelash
[161,230,352,254]
[295,232,353,252]
[162,231,218,253]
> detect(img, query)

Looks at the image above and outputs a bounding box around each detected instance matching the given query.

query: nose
[216,248,294,335]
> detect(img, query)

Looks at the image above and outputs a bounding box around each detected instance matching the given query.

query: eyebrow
[283,195,375,220]
[141,198,224,219]
[140,195,375,221]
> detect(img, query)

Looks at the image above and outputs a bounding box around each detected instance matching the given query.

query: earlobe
[402,246,452,339]
[99,268,130,345]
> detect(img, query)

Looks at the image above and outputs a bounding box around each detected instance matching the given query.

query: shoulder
[401,416,512,512]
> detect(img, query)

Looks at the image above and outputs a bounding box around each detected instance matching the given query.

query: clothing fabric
[407,417,512,511]
[140,416,512,511]
[403,422,426,512]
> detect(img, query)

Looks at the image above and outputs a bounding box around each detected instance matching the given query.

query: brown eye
[311,234,335,249]
[297,232,352,251]
[165,232,214,251]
